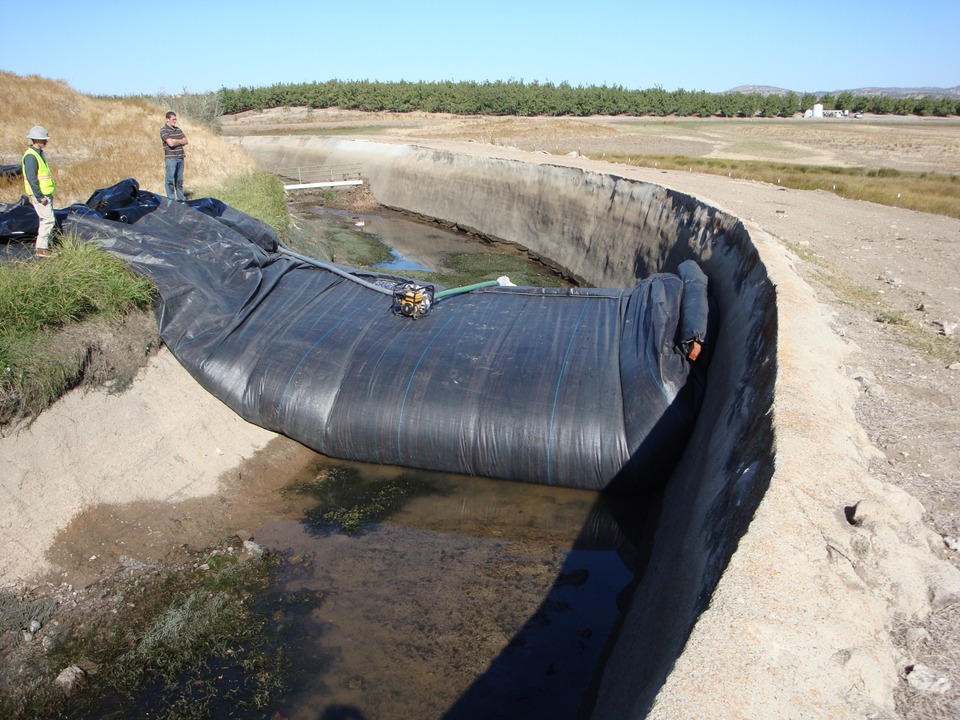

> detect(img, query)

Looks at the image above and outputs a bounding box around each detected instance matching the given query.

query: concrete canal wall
[232,135,959,719]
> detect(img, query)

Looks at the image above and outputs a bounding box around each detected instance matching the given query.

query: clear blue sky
[3,0,958,96]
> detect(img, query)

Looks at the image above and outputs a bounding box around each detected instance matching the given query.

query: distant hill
[728,85,960,99]
[727,85,796,97]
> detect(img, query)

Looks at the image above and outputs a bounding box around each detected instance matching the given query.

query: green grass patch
[0,235,154,332]
[0,234,155,421]
[601,153,960,219]
[0,327,88,420]
[195,170,290,240]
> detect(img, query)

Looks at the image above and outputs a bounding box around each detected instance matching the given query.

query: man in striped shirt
[160,111,189,201]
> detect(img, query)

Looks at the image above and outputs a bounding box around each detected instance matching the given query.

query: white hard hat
[27,125,50,140]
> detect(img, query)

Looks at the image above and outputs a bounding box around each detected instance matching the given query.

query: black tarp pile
[13,179,710,492]
[0,196,38,239]
[1,179,278,249]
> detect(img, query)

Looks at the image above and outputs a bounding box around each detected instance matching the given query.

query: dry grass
[219,109,960,175]
[0,71,255,206]
[598,153,960,219]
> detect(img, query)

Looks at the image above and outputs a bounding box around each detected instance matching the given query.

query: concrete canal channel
[230,134,957,719]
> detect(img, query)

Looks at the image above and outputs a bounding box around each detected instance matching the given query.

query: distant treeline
[216,80,960,118]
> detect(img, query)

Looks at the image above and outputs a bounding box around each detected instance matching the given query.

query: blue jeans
[164,157,185,201]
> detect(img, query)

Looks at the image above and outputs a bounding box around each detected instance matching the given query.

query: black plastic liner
[1,192,109,240]
[2,178,279,250]
[0,197,38,238]
[54,179,708,492]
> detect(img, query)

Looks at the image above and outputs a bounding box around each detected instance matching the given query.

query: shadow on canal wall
[230,135,955,720]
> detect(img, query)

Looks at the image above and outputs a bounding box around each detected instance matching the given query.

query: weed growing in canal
[283,465,438,534]
[0,593,58,636]
[0,542,288,720]
[288,217,393,268]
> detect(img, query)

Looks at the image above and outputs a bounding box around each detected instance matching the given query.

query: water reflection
[254,463,655,720]
[373,248,431,273]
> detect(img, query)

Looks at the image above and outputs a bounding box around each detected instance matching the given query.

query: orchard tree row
[215,80,959,118]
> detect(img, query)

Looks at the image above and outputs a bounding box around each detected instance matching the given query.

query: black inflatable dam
[56,177,711,495]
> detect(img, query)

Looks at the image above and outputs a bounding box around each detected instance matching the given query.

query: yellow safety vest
[22,147,55,197]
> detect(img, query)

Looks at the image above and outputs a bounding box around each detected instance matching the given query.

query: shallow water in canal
[289,200,573,290]
[256,457,655,720]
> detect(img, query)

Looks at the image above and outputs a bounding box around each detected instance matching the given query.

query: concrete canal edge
[233,135,960,719]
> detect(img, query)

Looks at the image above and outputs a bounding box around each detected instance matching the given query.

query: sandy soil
[3,111,959,717]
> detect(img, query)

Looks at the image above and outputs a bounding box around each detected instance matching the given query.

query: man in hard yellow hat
[22,125,56,257]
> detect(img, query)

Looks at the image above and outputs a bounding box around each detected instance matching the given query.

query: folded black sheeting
[1,178,277,251]
[0,198,38,239]
[62,180,709,492]
[85,179,279,252]
[0,202,95,238]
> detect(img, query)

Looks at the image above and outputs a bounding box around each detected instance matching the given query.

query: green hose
[434,279,502,301]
